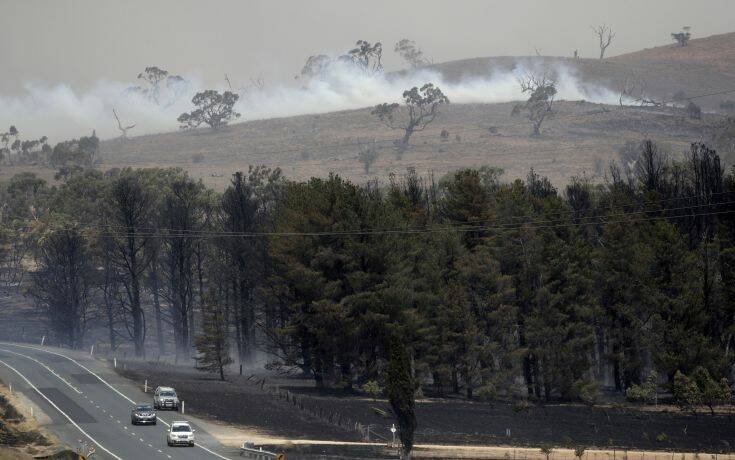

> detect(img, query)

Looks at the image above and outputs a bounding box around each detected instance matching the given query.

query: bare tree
[592,25,615,59]
[618,73,647,107]
[113,109,136,142]
[512,72,557,136]
[372,83,449,158]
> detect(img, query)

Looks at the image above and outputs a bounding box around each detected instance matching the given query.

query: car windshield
[172,425,191,432]
[161,392,176,397]
[135,405,153,411]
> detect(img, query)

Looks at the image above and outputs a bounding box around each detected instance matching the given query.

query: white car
[153,386,180,411]
[167,421,195,447]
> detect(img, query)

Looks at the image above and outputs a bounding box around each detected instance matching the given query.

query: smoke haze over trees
[2,139,734,406]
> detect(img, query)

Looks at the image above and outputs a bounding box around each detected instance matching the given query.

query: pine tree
[386,335,417,460]
[194,300,233,381]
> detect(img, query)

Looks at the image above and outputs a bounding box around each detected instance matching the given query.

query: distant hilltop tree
[395,38,430,69]
[512,72,557,136]
[1,125,50,165]
[299,54,333,80]
[592,25,615,59]
[178,90,241,130]
[348,40,383,74]
[672,27,692,47]
[298,39,383,82]
[129,66,188,106]
[372,83,449,158]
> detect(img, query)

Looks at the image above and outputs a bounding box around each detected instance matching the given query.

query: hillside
[89,101,717,190]
[426,32,735,110]
[2,32,733,189]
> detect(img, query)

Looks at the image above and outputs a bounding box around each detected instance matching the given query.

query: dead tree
[619,73,645,106]
[113,109,136,142]
[592,25,615,59]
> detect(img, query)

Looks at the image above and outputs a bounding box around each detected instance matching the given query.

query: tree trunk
[151,269,165,356]
[131,274,144,357]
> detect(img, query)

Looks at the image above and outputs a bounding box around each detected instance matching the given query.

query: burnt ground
[115,361,735,453]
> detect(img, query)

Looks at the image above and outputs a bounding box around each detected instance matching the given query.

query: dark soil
[115,361,735,453]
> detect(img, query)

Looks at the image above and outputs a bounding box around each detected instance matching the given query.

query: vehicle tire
[153,421,157,425]
[167,440,171,447]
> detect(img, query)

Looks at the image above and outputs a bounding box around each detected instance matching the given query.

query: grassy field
[83,101,711,190]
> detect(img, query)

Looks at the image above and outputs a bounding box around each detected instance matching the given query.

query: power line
[18,191,735,237]
[42,203,735,239]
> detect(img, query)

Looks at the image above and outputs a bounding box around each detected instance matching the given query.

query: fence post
[181,401,185,414]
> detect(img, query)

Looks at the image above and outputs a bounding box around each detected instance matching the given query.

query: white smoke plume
[0,61,619,143]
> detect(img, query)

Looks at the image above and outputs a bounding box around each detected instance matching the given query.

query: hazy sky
[1,0,734,93]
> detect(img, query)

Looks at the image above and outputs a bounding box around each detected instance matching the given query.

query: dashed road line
[3,343,235,460]
[0,348,82,394]
[0,359,122,460]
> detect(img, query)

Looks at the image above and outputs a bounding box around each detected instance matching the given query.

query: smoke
[0,61,620,143]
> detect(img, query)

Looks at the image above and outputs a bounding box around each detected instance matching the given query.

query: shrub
[571,379,598,405]
[656,432,668,443]
[673,370,701,414]
[625,371,657,404]
[440,129,450,141]
[361,380,382,399]
[513,399,531,413]
[475,383,497,402]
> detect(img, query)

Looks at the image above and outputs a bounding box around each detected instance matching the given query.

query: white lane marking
[0,359,122,460]
[0,348,82,394]
[3,343,136,404]
[3,343,234,460]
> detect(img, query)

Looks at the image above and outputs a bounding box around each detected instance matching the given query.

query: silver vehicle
[153,386,179,411]
[130,403,156,425]
[167,421,195,447]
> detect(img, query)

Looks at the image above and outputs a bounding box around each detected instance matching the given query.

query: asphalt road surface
[0,342,240,460]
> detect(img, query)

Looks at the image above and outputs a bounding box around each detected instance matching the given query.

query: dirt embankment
[0,380,77,459]
[115,361,735,454]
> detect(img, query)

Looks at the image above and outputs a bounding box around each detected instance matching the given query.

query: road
[0,342,240,460]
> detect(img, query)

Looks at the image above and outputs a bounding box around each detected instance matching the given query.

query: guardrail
[239,443,282,459]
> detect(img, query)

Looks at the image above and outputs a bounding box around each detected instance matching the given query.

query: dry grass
[0,381,57,458]
[81,101,711,190]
